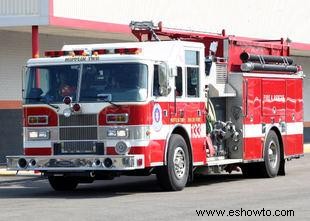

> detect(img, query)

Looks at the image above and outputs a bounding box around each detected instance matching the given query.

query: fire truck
[7,21,304,191]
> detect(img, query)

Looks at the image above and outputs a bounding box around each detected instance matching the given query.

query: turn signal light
[106,114,128,124]
[28,115,48,125]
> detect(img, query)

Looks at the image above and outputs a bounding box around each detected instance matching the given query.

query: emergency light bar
[45,48,142,57]
[92,48,142,55]
[44,50,85,57]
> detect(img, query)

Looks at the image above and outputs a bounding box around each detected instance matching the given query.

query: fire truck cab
[7,22,304,191]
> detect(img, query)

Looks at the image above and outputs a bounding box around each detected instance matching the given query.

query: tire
[48,176,78,191]
[261,130,280,178]
[156,134,189,191]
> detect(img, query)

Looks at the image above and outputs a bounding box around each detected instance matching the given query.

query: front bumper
[6,154,145,171]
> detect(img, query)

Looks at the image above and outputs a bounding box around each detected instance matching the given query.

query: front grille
[59,127,97,140]
[58,114,99,154]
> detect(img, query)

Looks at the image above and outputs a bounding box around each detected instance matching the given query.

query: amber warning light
[92,48,142,55]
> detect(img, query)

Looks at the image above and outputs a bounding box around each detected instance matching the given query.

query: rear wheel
[48,176,78,191]
[261,130,280,177]
[242,130,280,178]
[156,134,189,191]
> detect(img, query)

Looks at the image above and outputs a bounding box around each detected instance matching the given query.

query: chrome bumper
[6,155,145,171]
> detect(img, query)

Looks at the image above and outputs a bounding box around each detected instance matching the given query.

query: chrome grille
[58,114,98,154]
[59,127,97,140]
[61,141,97,154]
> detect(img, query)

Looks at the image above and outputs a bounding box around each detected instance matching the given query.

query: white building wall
[0,0,48,26]
[0,30,118,100]
[53,0,310,43]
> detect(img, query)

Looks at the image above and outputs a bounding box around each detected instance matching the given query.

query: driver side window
[153,64,161,96]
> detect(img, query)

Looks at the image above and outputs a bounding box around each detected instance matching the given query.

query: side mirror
[22,66,28,99]
[158,62,171,96]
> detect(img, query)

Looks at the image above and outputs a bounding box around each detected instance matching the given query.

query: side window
[153,64,160,96]
[185,50,199,97]
[187,67,199,97]
[175,67,183,97]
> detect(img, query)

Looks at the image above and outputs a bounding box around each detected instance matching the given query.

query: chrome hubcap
[268,140,278,168]
[173,147,186,179]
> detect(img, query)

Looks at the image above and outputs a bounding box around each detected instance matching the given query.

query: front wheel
[48,176,78,191]
[156,134,189,191]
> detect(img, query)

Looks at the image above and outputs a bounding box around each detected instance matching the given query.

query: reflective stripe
[287,122,303,135]
[24,141,52,148]
[105,139,149,147]
[244,122,303,138]
[150,162,164,166]
[243,124,263,138]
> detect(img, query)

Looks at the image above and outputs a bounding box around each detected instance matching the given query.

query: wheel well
[269,127,284,160]
[172,127,192,163]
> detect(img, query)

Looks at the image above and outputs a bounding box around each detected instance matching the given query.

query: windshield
[24,64,80,104]
[24,63,148,104]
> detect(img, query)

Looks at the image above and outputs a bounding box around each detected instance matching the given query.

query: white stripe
[244,122,304,138]
[24,141,52,148]
[287,122,303,135]
[243,124,263,138]
[242,72,302,79]
[193,161,204,166]
[105,139,149,147]
[150,162,164,166]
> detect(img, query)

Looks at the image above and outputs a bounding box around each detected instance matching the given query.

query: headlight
[107,128,129,138]
[115,141,130,155]
[28,130,50,140]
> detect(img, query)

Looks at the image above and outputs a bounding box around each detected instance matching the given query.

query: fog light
[93,159,101,167]
[18,158,28,169]
[103,158,113,168]
[29,159,36,167]
[115,141,130,155]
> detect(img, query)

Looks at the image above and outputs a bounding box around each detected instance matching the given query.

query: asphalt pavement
[0,153,310,220]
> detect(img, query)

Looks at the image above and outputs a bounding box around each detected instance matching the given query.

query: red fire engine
[7,21,304,191]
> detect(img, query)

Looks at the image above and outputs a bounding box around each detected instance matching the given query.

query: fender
[163,124,193,165]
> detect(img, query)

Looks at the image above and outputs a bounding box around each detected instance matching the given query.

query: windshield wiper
[25,97,60,111]
[81,95,120,107]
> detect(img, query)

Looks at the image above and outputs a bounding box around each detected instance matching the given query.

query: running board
[207,157,243,166]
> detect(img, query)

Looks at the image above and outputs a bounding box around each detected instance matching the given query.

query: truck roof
[27,40,204,66]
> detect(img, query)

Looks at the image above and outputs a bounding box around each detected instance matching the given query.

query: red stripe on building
[0,100,22,109]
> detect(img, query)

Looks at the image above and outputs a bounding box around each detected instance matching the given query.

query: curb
[304,144,310,153]
[0,169,38,176]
